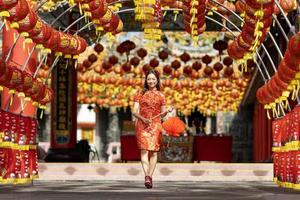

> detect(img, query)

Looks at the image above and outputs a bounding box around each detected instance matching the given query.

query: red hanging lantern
[90,1,108,19]
[158,50,168,61]
[202,55,212,65]
[223,66,234,78]
[180,52,191,63]
[163,65,172,75]
[192,61,202,71]
[142,64,151,73]
[16,8,37,34]
[0,0,17,11]
[43,29,60,51]
[6,0,29,22]
[109,55,118,65]
[213,40,228,54]
[213,62,223,72]
[223,56,233,66]
[102,61,112,70]
[39,87,54,105]
[204,66,213,76]
[171,60,181,70]
[32,24,52,45]
[137,48,147,59]
[122,62,132,73]
[130,56,140,67]
[277,60,297,83]
[103,14,120,32]
[88,54,98,63]
[149,58,159,68]
[183,65,192,76]
[75,36,87,55]
[284,50,300,71]
[94,43,104,53]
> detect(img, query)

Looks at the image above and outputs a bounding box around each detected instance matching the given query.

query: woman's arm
[132,102,150,124]
[160,106,173,118]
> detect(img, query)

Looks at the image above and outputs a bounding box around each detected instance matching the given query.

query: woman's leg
[140,149,149,176]
[148,151,158,177]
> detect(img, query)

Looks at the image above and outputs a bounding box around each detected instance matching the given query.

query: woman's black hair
[141,69,161,95]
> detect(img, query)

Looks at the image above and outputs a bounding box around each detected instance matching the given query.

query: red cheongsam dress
[134,89,166,151]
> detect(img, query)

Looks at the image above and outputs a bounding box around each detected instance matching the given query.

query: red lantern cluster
[183,0,206,38]
[2,0,87,58]
[256,32,300,116]
[272,107,300,190]
[134,0,163,40]
[227,0,274,60]
[0,60,53,107]
[0,110,39,184]
[77,0,123,34]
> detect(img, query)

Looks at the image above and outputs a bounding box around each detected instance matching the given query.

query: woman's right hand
[142,117,151,124]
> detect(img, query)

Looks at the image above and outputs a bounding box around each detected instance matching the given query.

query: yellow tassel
[0,11,10,17]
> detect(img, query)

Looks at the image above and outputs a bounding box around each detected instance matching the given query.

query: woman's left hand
[167,106,174,113]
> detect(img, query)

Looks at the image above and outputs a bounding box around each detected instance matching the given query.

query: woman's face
[147,73,158,89]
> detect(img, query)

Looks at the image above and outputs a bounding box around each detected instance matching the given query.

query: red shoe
[144,176,152,189]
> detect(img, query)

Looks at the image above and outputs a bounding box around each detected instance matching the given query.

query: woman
[132,69,173,189]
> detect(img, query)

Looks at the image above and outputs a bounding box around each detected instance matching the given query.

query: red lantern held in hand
[162,117,186,137]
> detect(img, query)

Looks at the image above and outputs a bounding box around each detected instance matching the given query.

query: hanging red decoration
[137,48,147,59]
[202,55,212,65]
[130,56,140,67]
[122,62,132,72]
[180,52,191,63]
[163,65,172,75]
[94,43,104,53]
[213,62,223,72]
[158,50,169,61]
[183,65,192,76]
[192,61,202,71]
[171,60,181,70]
[109,55,118,65]
[223,66,234,78]
[88,54,98,63]
[149,58,159,68]
[102,61,112,70]
[142,64,151,73]
[213,40,228,54]
[223,56,233,66]
[7,0,29,22]
[204,66,213,76]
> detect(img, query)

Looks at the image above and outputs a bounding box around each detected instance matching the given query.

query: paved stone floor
[0,181,300,200]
